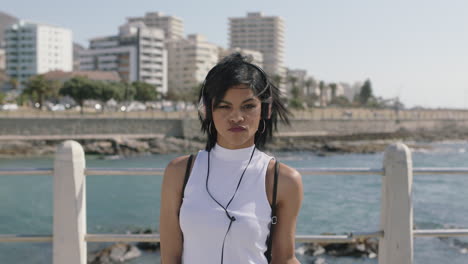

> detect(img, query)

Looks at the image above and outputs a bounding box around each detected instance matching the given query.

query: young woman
[160,53,303,264]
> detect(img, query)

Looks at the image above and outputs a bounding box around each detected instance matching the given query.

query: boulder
[297,237,379,259]
[88,243,141,263]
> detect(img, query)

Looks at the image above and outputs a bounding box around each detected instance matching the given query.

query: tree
[272,74,282,87]
[359,79,373,105]
[122,81,136,102]
[288,98,304,109]
[60,76,98,114]
[287,76,298,89]
[164,89,178,101]
[22,75,55,110]
[95,82,125,111]
[330,95,350,107]
[132,81,158,102]
[287,75,304,109]
[190,83,202,104]
[10,78,19,90]
[164,83,201,104]
[0,91,6,104]
[319,81,327,107]
[304,93,319,107]
[329,83,337,101]
[291,86,300,99]
[304,77,317,96]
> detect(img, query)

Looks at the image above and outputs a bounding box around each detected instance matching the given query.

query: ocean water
[0,141,467,263]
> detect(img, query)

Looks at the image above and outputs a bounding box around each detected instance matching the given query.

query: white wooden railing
[1,140,468,264]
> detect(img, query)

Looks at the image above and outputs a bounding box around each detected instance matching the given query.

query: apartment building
[229,12,285,79]
[0,49,5,71]
[0,11,19,48]
[0,11,19,71]
[166,34,219,93]
[80,22,167,94]
[127,12,183,40]
[5,20,72,87]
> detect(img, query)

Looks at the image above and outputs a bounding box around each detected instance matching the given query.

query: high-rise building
[127,12,183,40]
[0,11,19,71]
[166,34,219,93]
[80,22,167,94]
[5,20,72,87]
[73,43,85,71]
[229,12,285,79]
[0,49,5,71]
[0,11,19,48]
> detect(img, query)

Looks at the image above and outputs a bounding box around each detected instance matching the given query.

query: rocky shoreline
[86,229,468,264]
[0,127,467,158]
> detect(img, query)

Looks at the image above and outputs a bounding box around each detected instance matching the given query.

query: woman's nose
[229,109,244,123]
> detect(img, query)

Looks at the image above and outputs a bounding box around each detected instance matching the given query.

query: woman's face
[212,85,262,149]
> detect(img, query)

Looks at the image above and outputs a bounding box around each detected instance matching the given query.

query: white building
[219,47,263,68]
[0,49,5,71]
[341,81,363,102]
[127,12,183,40]
[80,22,167,94]
[229,12,285,79]
[166,34,219,93]
[5,20,72,87]
[286,69,308,96]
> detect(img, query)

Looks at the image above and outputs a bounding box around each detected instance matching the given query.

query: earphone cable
[206,146,256,264]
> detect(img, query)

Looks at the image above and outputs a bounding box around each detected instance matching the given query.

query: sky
[2,0,468,109]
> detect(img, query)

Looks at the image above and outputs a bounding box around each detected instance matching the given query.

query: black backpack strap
[271,160,279,224]
[265,159,280,262]
[182,154,194,199]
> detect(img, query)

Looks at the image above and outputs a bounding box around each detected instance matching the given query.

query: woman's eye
[243,104,257,109]
[218,105,229,109]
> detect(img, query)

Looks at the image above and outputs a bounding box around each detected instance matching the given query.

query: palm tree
[329,83,337,101]
[304,77,317,96]
[287,76,298,89]
[319,81,327,107]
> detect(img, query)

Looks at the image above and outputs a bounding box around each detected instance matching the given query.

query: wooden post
[379,142,413,264]
[53,140,87,264]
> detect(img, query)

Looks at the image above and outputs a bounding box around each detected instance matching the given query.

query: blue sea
[0,141,467,263]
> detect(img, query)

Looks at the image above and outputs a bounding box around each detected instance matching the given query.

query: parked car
[1,103,19,111]
[120,101,147,112]
[49,104,66,111]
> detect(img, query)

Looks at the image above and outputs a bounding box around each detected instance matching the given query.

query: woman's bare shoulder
[267,160,302,185]
[166,155,192,172]
[278,162,301,182]
[163,155,194,190]
[266,159,302,203]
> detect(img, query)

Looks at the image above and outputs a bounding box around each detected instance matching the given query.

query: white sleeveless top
[179,143,274,264]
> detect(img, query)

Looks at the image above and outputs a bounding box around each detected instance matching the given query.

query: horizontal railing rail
[3,229,468,243]
[0,168,53,175]
[3,167,468,176]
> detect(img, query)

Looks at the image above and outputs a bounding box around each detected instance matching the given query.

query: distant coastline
[2,108,468,157]
[1,127,467,157]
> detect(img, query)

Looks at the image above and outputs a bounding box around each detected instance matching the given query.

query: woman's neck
[216,138,255,150]
[211,143,256,161]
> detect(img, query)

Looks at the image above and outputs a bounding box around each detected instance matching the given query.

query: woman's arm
[160,155,191,264]
[269,162,303,264]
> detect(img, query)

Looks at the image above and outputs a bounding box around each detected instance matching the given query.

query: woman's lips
[228,126,247,132]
